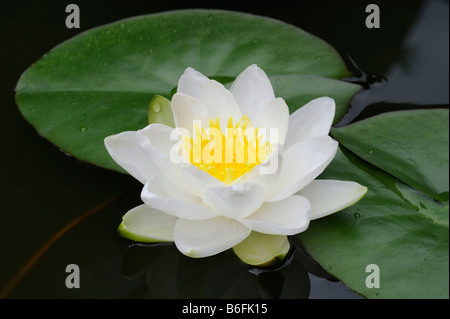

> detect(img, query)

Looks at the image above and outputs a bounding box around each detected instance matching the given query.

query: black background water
[0,0,448,299]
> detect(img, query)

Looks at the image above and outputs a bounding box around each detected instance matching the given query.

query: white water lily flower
[105,64,367,265]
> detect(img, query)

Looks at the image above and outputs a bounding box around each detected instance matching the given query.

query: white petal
[254,98,290,145]
[297,180,368,220]
[136,123,193,194]
[284,97,335,150]
[269,136,338,202]
[198,80,242,129]
[230,64,275,120]
[180,164,225,196]
[171,93,209,135]
[137,123,175,156]
[119,204,177,242]
[238,195,310,235]
[174,217,251,258]
[104,131,157,184]
[141,175,219,220]
[233,143,283,197]
[202,183,266,219]
[177,67,209,98]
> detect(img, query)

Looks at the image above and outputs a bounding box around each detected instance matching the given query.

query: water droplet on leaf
[152,103,161,113]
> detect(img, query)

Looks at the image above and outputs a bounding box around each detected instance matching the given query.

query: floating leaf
[15,10,359,172]
[300,147,449,299]
[269,74,360,123]
[332,109,449,201]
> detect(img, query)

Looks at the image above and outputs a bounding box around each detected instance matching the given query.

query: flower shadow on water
[120,237,335,299]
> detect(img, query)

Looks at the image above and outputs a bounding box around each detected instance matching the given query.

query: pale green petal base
[118,222,167,243]
[148,95,175,127]
[118,204,177,243]
[118,222,154,243]
[233,232,290,267]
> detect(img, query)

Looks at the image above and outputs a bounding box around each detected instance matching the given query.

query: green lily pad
[300,147,449,299]
[331,109,449,201]
[269,74,361,124]
[15,9,359,172]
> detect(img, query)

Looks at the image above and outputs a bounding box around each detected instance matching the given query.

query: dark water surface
[0,0,448,299]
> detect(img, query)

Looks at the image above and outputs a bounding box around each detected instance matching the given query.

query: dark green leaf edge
[300,145,449,299]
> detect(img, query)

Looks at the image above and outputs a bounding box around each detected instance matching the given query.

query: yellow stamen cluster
[182,116,272,184]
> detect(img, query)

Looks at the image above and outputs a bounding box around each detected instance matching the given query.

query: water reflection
[120,238,347,299]
[338,0,449,125]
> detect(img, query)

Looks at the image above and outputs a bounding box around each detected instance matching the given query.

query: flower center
[182,116,272,185]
